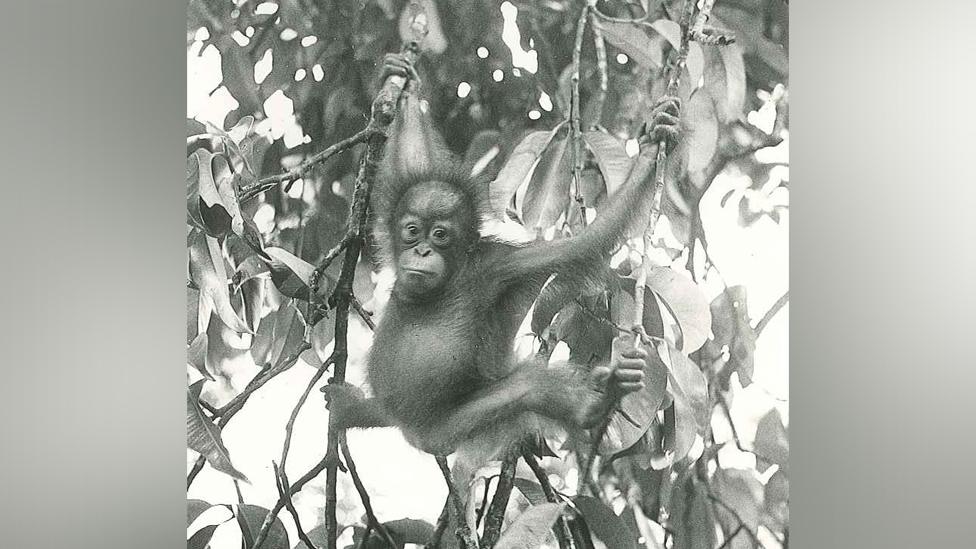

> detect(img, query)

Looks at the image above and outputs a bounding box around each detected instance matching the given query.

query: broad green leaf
[384,518,435,545]
[709,286,756,386]
[187,499,213,527]
[264,247,327,301]
[754,408,788,472]
[188,230,251,334]
[186,381,248,482]
[663,344,709,431]
[645,265,711,352]
[187,332,214,381]
[711,469,764,549]
[678,90,719,174]
[763,469,789,530]
[522,135,572,231]
[495,503,566,549]
[704,42,746,122]
[250,300,307,368]
[600,338,668,455]
[188,149,233,237]
[572,496,638,549]
[599,18,664,68]
[583,130,633,198]
[491,126,563,217]
[237,504,289,549]
[669,478,717,549]
[211,154,245,236]
[610,275,666,340]
[649,397,696,470]
[513,478,548,505]
[187,524,220,549]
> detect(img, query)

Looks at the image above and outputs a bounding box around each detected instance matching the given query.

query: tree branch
[239,128,375,202]
[341,432,397,549]
[480,454,517,547]
[754,291,788,337]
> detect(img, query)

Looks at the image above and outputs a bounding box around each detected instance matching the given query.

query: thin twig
[754,291,788,337]
[253,356,335,549]
[351,295,376,330]
[341,432,397,549]
[239,128,375,202]
[426,497,451,549]
[569,5,589,227]
[587,6,608,128]
[523,452,575,549]
[435,455,479,549]
[274,463,320,549]
[187,342,311,488]
[480,454,517,547]
[322,35,426,549]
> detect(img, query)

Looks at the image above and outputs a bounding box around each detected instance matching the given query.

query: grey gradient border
[1,2,975,548]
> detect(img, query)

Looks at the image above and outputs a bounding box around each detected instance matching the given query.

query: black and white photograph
[184,1,789,548]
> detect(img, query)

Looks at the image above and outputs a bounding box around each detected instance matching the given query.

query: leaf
[704,42,747,122]
[609,276,665,339]
[583,131,633,198]
[250,300,307,368]
[188,149,233,237]
[384,518,435,545]
[188,229,251,334]
[644,266,711,352]
[599,18,663,68]
[669,478,717,549]
[600,338,668,455]
[187,333,214,381]
[398,0,447,54]
[763,469,789,530]
[712,469,764,548]
[513,478,548,505]
[237,504,289,549]
[678,91,719,174]
[754,408,788,473]
[709,286,756,386]
[491,126,563,217]
[572,496,638,549]
[210,155,245,236]
[495,503,566,549]
[264,247,330,301]
[649,398,695,470]
[186,381,249,482]
[664,344,709,431]
[187,524,220,549]
[522,135,572,231]
[187,499,213,526]
[649,19,680,50]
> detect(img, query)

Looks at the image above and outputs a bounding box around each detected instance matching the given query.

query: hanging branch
[273,463,320,549]
[581,0,707,497]
[587,4,608,128]
[631,0,701,328]
[435,455,479,549]
[318,17,428,547]
[187,342,311,488]
[340,433,397,549]
[252,356,335,549]
[523,452,575,549]
[569,4,590,227]
[480,454,518,547]
[239,128,376,202]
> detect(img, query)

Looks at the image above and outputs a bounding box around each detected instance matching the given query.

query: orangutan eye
[402,224,420,242]
[431,227,450,244]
